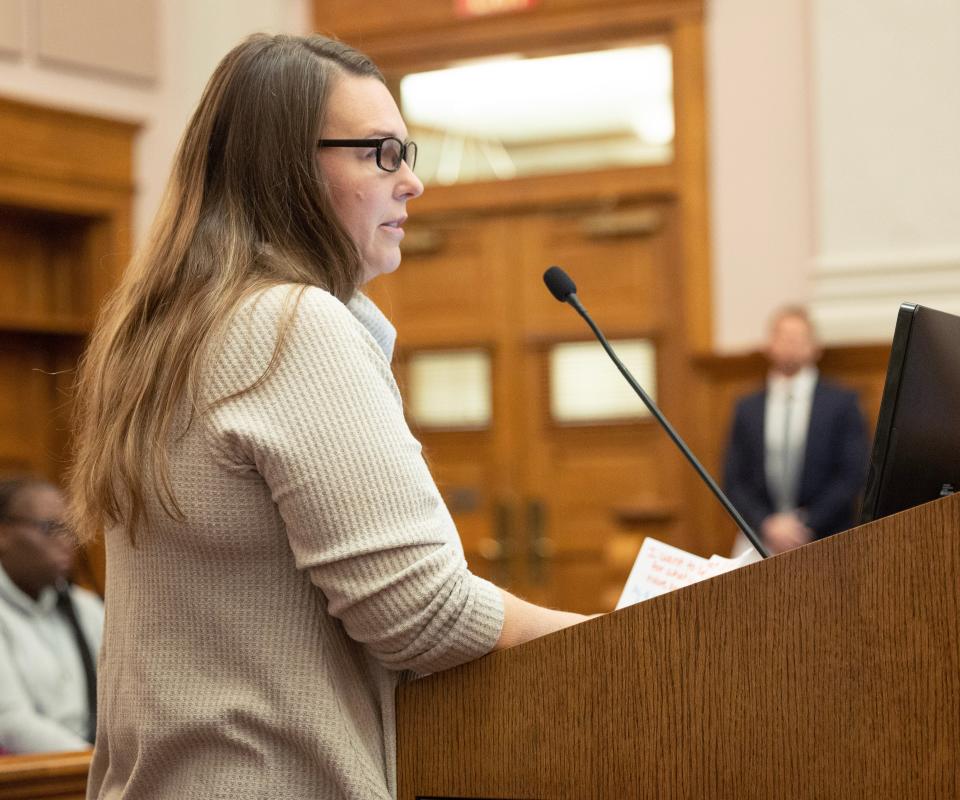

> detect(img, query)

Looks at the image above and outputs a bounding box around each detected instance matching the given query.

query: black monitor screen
[860,302,960,524]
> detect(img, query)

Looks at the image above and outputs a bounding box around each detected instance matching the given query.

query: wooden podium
[397,494,960,799]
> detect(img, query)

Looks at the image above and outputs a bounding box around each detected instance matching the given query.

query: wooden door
[369,198,689,613]
[515,200,686,611]
[367,213,522,589]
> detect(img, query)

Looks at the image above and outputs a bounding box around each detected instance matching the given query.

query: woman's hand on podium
[492,590,597,652]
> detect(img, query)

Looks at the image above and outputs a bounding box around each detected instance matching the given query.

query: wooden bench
[0,752,90,800]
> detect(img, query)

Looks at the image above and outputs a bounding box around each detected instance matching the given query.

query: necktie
[780,391,796,511]
[56,584,97,744]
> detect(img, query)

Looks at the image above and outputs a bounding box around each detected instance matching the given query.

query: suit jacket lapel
[754,390,769,495]
[797,380,826,503]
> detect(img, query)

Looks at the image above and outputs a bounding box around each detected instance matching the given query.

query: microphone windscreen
[543,265,577,301]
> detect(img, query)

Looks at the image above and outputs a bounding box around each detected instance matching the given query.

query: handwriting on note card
[615,537,761,609]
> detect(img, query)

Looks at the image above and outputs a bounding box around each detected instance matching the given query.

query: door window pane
[550,339,655,423]
[408,349,492,429]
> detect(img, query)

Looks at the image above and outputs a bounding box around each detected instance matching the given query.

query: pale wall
[708,0,960,350]
[706,0,813,352]
[810,0,960,344]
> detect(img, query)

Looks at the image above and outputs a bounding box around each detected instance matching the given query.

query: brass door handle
[477,501,512,585]
[526,499,553,585]
[531,536,555,560]
[477,537,505,561]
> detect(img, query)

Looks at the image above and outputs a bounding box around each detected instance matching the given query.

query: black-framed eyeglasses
[317,137,418,173]
[0,515,71,538]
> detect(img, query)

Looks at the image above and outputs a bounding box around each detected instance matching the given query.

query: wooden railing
[0,752,90,800]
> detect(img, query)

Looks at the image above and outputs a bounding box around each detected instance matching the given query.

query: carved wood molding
[0,96,138,195]
[692,343,891,381]
[316,0,703,70]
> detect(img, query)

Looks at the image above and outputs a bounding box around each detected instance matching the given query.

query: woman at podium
[67,33,588,800]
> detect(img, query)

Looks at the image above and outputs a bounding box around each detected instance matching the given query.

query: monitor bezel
[858,302,918,525]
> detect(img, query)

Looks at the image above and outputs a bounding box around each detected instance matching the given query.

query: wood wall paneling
[0,98,136,193]
[410,164,677,219]
[0,208,93,330]
[0,94,133,790]
[0,97,136,598]
[672,15,712,354]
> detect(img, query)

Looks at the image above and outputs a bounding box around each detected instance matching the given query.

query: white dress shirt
[764,366,818,513]
[0,564,103,753]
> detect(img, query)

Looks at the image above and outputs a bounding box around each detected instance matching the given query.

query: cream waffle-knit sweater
[86,286,505,800]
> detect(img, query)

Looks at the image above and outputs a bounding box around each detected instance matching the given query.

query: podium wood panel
[397,494,960,798]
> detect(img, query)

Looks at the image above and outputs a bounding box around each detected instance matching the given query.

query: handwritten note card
[616,537,761,609]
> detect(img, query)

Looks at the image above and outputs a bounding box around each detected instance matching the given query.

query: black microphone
[543,265,770,559]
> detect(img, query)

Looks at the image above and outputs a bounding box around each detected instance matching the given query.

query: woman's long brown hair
[68,34,384,544]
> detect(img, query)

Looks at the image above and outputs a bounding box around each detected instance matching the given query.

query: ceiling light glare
[400,44,674,145]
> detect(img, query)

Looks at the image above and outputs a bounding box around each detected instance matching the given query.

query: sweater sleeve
[205,286,504,674]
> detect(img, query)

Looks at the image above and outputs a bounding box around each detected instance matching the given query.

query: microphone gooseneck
[542,265,770,559]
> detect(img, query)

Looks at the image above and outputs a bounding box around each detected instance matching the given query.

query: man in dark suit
[723,307,868,554]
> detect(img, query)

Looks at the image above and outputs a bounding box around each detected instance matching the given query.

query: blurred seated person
[724,307,868,555]
[0,477,102,753]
